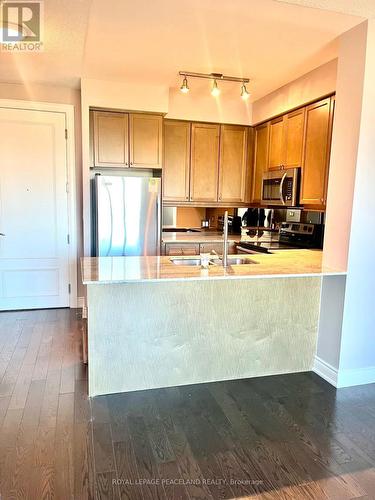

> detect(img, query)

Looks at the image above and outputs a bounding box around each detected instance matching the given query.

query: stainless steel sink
[170,257,257,266]
[170,258,203,266]
[211,257,257,265]
[228,257,257,265]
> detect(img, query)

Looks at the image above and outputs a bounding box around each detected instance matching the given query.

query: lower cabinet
[164,243,200,256]
[163,242,236,256]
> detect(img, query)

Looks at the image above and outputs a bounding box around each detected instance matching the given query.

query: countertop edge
[83,270,347,285]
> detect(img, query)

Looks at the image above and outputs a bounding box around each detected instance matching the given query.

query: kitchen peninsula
[82,251,344,397]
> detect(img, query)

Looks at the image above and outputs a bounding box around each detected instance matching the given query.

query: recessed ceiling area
[0,0,366,100]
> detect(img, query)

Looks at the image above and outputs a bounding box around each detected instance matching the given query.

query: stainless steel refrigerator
[94,175,161,257]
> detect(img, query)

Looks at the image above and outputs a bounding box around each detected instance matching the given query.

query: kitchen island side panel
[87,277,321,397]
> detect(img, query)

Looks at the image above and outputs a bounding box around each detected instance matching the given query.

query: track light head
[180,76,189,93]
[211,79,220,97]
[241,83,250,100]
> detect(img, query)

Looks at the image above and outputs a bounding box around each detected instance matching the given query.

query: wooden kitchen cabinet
[284,107,305,168]
[218,125,248,203]
[268,116,284,170]
[163,120,191,202]
[92,110,162,169]
[190,123,220,203]
[129,113,163,169]
[163,120,252,205]
[252,122,270,203]
[268,108,305,170]
[93,111,129,167]
[300,98,332,206]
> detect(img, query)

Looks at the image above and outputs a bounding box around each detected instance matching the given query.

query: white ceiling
[0,0,365,100]
[275,0,375,18]
[0,0,92,88]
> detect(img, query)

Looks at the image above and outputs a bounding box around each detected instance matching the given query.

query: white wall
[323,23,367,271]
[252,59,337,124]
[338,19,375,377]
[316,275,346,370]
[317,21,375,388]
[167,86,252,124]
[81,78,170,114]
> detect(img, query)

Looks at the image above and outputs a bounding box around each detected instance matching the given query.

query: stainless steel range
[236,222,324,254]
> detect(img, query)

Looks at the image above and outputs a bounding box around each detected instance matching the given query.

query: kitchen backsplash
[163,206,324,230]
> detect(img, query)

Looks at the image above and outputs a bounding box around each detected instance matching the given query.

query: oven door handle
[279,172,288,205]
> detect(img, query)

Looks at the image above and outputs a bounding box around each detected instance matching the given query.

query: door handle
[279,173,287,205]
[0,233,5,236]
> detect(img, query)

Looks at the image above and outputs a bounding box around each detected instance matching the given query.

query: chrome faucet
[223,210,229,267]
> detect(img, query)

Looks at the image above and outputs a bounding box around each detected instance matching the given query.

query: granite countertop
[81,250,346,285]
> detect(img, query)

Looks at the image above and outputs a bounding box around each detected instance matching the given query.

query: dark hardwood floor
[0,309,374,499]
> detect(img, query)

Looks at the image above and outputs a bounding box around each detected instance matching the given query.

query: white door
[0,107,70,310]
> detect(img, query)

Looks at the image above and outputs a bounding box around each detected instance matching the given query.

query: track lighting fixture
[179,71,250,100]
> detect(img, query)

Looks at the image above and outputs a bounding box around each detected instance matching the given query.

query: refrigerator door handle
[95,177,100,255]
[156,193,161,256]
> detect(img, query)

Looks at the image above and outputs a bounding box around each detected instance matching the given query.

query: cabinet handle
[130,162,133,166]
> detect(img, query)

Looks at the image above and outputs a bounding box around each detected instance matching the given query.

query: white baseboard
[313,356,338,387]
[313,356,375,388]
[337,365,375,388]
[77,296,87,318]
[77,296,85,309]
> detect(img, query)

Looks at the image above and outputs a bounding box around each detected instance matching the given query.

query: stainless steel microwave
[261,167,300,206]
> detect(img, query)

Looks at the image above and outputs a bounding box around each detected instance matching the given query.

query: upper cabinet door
[190,123,220,203]
[252,122,269,203]
[268,116,284,170]
[163,120,191,202]
[284,108,305,168]
[93,111,129,168]
[218,125,248,203]
[300,98,332,206]
[129,114,163,169]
